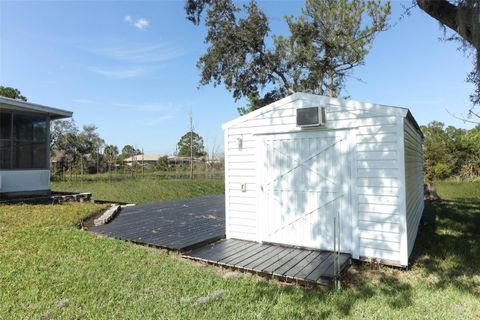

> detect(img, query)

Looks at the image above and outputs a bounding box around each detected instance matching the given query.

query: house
[0,96,72,198]
[123,155,198,168]
[123,154,162,168]
[222,93,424,267]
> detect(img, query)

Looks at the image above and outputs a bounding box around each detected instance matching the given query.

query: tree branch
[416,0,478,49]
[446,108,480,124]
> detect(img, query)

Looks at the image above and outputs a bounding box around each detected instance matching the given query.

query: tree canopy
[421,121,480,180]
[188,0,390,113]
[104,144,119,173]
[0,86,27,101]
[77,125,104,157]
[121,145,141,158]
[155,155,169,171]
[177,131,206,157]
[50,120,104,162]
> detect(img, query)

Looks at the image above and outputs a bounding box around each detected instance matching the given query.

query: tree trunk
[424,181,441,201]
[328,70,335,97]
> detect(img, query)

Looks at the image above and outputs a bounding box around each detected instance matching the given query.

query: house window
[0,111,48,169]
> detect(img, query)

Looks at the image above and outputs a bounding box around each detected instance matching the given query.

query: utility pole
[131,150,134,178]
[190,112,194,180]
[142,148,145,178]
[97,146,100,174]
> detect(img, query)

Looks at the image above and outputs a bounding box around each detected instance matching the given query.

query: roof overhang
[0,96,73,120]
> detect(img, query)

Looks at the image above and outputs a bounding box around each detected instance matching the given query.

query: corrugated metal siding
[225,95,404,263]
[404,119,424,256]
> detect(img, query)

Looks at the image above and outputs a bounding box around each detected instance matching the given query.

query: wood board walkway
[90,195,225,251]
[184,239,351,285]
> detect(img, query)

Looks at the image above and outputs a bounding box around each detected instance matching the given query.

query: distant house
[123,154,196,168]
[167,155,195,164]
[0,97,72,197]
[123,154,161,168]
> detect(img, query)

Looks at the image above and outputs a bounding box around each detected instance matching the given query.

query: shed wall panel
[404,119,424,256]
[224,94,409,263]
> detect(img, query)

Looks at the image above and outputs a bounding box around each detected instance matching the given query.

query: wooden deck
[90,195,351,285]
[90,195,225,251]
[183,239,351,285]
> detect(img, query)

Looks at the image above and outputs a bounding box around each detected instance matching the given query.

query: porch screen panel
[0,111,48,169]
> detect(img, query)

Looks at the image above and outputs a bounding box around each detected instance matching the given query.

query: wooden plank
[223,244,271,267]
[322,254,351,279]
[305,253,334,282]
[242,246,289,270]
[142,224,220,244]
[272,250,314,276]
[262,249,304,274]
[236,245,276,268]
[291,251,331,280]
[283,251,323,279]
[202,241,257,263]
[186,239,246,261]
[216,242,263,265]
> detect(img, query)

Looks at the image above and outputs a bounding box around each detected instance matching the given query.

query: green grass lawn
[1,180,479,319]
[52,179,224,204]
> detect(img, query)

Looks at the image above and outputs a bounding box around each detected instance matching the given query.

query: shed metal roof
[0,96,72,120]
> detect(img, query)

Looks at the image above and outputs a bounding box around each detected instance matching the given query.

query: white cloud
[124,15,150,31]
[89,66,149,79]
[99,43,183,63]
[134,18,149,30]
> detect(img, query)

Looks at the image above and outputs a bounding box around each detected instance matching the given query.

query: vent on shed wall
[296,107,326,127]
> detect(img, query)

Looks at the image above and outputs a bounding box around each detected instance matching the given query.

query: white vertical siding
[404,118,424,257]
[224,93,413,265]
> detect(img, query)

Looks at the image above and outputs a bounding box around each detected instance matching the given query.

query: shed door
[257,130,352,252]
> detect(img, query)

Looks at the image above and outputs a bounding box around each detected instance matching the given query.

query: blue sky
[0,1,476,155]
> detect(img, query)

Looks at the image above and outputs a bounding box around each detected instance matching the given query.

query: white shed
[222,93,424,267]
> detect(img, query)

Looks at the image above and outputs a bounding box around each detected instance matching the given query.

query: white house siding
[224,94,406,264]
[0,170,50,194]
[404,118,424,257]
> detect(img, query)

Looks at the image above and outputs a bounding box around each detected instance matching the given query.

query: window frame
[0,109,50,170]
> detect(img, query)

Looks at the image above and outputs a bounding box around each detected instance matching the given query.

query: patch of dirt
[222,270,244,279]
[180,290,227,306]
[77,206,110,229]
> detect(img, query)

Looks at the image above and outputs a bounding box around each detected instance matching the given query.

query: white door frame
[255,129,356,254]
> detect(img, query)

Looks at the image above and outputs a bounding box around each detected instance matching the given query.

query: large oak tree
[187,0,390,114]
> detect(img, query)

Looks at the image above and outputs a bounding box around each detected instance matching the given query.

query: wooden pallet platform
[183,239,351,285]
[90,195,225,251]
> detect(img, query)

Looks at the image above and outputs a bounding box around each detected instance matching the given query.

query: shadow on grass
[410,198,480,296]
[236,198,479,317]
[226,269,413,318]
